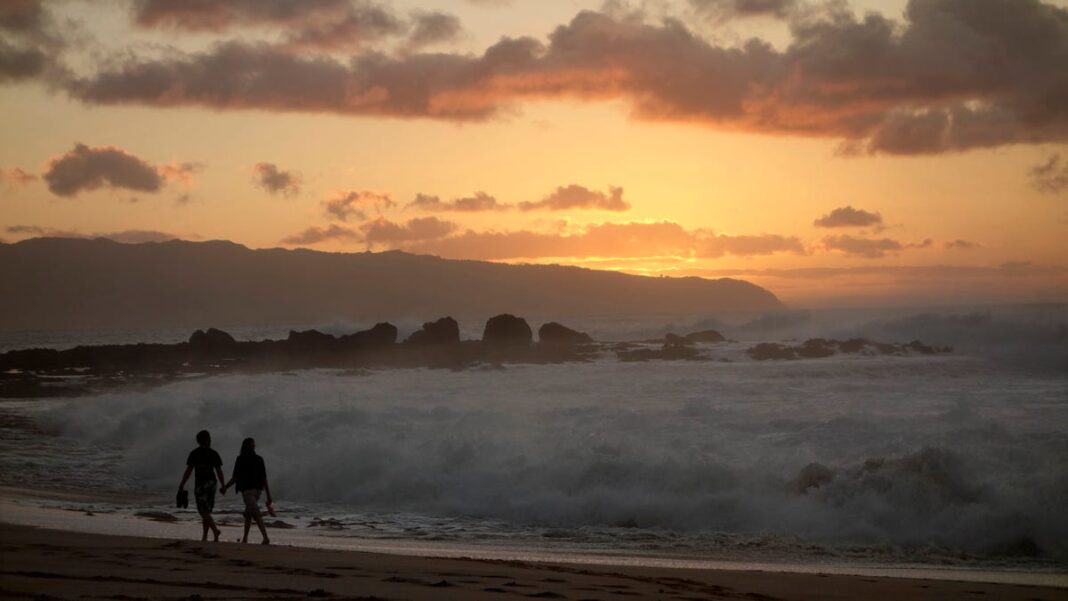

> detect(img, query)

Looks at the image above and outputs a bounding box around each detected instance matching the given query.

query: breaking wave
[37,351,1068,560]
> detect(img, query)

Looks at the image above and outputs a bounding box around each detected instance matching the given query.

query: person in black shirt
[178,430,225,542]
[222,437,273,544]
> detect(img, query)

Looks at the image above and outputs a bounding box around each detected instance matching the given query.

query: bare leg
[242,515,251,543]
[210,515,220,542]
[200,513,210,541]
[253,515,270,544]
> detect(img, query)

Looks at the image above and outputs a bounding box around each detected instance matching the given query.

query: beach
[4,520,1067,601]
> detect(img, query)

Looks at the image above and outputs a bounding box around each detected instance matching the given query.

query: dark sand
[1,522,1064,600]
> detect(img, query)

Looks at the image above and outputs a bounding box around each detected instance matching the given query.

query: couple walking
[178,430,274,544]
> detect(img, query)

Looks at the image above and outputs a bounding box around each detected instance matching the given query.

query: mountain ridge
[0,237,783,331]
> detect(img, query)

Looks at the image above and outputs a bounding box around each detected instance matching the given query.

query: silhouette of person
[222,437,273,544]
[178,429,225,542]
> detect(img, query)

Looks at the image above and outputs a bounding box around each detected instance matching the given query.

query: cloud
[41,143,198,197]
[698,233,806,257]
[944,239,980,250]
[519,185,629,212]
[704,262,1066,280]
[5,224,78,237]
[360,216,458,248]
[254,162,302,197]
[400,221,804,261]
[813,205,883,228]
[323,190,394,221]
[407,191,506,212]
[690,0,797,20]
[1030,153,1068,194]
[5,224,189,243]
[52,1,1068,153]
[158,161,203,185]
[132,0,405,51]
[408,11,463,48]
[281,223,360,245]
[822,234,905,258]
[0,0,64,83]
[0,166,37,189]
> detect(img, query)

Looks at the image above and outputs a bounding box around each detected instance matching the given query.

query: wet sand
[1,522,1064,601]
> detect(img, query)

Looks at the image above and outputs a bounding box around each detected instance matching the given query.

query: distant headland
[0,237,783,332]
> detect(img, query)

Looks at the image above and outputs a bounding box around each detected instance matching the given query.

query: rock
[663,333,691,347]
[483,314,532,346]
[837,338,870,353]
[748,338,949,360]
[538,322,593,344]
[405,317,460,345]
[286,329,335,353]
[747,342,796,360]
[684,329,725,343]
[793,463,835,494]
[797,338,836,359]
[340,322,397,349]
[617,343,699,362]
[905,339,937,354]
[188,328,236,352]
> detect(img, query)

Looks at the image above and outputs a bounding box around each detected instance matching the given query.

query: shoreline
[1,522,1065,601]
[2,491,1065,592]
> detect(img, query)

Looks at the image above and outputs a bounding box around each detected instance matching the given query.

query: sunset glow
[2,0,1066,306]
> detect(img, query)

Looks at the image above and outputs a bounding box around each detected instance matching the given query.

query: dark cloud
[944,239,980,250]
[813,205,883,228]
[281,223,360,245]
[1030,153,1068,194]
[0,39,48,82]
[323,190,394,221]
[27,1,1068,154]
[254,162,302,197]
[100,229,183,243]
[360,216,457,248]
[42,143,189,197]
[519,185,629,211]
[407,191,506,212]
[6,224,72,237]
[5,224,188,243]
[690,0,797,20]
[0,0,46,32]
[0,166,37,189]
[408,11,463,48]
[822,234,905,258]
[0,0,63,82]
[133,0,404,50]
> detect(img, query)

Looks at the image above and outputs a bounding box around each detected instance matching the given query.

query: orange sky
[1,0,1066,307]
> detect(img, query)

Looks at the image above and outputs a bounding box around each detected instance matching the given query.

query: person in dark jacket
[221,437,273,544]
[177,430,225,542]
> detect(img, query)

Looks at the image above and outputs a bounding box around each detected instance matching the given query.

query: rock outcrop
[538,322,593,344]
[189,328,237,353]
[405,317,460,345]
[483,314,532,346]
[684,329,725,343]
[340,322,397,349]
[747,338,951,360]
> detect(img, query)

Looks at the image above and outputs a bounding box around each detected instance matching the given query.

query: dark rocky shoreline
[0,313,950,398]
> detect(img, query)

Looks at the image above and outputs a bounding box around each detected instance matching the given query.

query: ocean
[1,304,1066,583]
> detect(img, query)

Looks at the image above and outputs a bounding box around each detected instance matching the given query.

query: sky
[1,0,1067,307]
